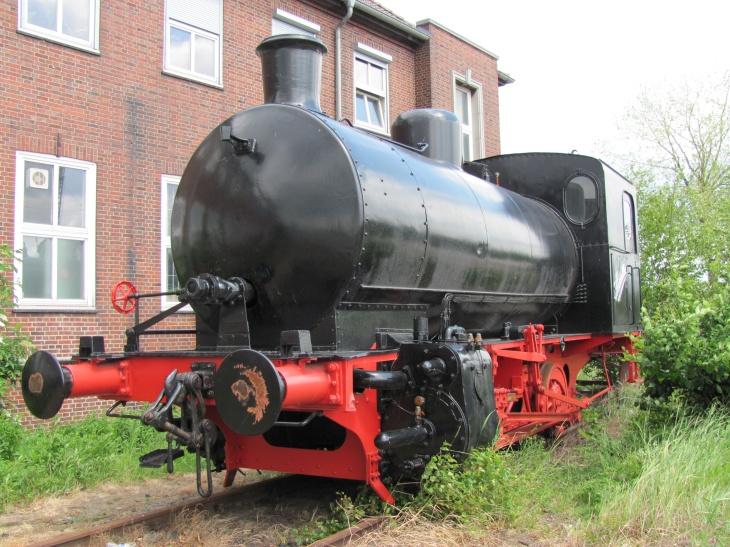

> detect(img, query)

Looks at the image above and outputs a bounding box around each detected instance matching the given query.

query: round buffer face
[22,350,70,419]
[213,349,285,435]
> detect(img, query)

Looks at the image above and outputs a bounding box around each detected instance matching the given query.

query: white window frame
[455,85,474,161]
[160,175,191,311]
[14,151,96,311]
[353,51,390,135]
[17,0,100,54]
[452,70,485,161]
[163,2,223,88]
[272,8,320,36]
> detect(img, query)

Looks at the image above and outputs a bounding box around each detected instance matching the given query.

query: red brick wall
[415,21,502,156]
[3,382,109,428]
[0,1,503,426]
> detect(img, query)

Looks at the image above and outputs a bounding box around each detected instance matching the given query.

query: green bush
[0,244,32,381]
[637,281,730,409]
[0,411,23,460]
[416,446,513,523]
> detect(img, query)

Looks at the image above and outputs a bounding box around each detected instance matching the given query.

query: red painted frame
[57,325,639,503]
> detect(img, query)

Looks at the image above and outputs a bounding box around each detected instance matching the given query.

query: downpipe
[335,0,355,120]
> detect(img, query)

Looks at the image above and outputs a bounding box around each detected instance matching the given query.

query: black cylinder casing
[172,104,578,349]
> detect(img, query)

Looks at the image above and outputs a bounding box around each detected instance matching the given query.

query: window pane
[22,236,52,299]
[271,18,315,37]
[462,133,471,161]
[623,193,636,253]
[61,0,90,40]
[456,88,470,125]
[58,166,85,227]
[57,239,84,299]
[28,0,58,31]
[355,59,368,86]
[194,34,216,78]
[564,175,599,224]
[367,97,383,128]
[166,182,178,237]
[166,248,180,292]
[24,162,54,225]
[169,26,191,71]
[369,64,384,92]
[355,93,368,123]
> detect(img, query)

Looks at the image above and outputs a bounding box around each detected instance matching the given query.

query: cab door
[611,192,640,328]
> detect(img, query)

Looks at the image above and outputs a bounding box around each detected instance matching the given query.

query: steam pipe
[335,0,355,120]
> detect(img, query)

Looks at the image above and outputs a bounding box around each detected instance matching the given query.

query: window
[354,52,389,133]
[164,0,222,86]
[564,174,599,225]
[271,9,319,37]
[161,175,183,309]
[18,0,99,52]
[453,72,484,162]
[455,85,474,161]
[14,152,95,309]
[622,192,636,253]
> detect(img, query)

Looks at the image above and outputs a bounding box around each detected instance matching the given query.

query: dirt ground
[0,470,355,546]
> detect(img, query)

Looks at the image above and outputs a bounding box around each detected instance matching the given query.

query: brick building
[0,0,512,424]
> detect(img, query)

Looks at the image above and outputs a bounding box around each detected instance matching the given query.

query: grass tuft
[0,414,194,511]
[585,407,730,544]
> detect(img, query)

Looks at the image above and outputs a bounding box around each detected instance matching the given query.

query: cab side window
[622,192,636,253]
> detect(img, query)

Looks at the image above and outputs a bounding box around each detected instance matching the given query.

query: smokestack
[256,34,328,113]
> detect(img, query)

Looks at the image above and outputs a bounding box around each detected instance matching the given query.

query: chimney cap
[256,34,328,56]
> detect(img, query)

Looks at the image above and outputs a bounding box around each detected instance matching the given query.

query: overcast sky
[378,0,730,157]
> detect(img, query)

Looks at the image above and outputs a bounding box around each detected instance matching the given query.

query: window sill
[162,69,223,90]
[17,28,100,56]
[353,122,390,137]
[161,303,194,313]
[13,307,97,314]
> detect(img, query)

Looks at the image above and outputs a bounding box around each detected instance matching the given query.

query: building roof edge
[416,18,498,60]
[355,1,430,42]
[498,70,515,86]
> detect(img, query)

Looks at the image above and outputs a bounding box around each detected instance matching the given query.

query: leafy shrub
[416,446,514,523]
[0,244,32,381]
[637,281,730,409]
[0,411,23,460]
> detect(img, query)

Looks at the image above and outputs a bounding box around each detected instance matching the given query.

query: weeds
[296,385,729,545]
[0,415,195,511]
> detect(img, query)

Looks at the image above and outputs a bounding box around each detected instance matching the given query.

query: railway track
[24,475,365,547]
[310,517,386,546]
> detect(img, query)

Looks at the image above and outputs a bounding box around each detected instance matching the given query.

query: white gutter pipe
[335,0,355,120]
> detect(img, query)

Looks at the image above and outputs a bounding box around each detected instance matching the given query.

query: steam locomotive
[21,35,641,503]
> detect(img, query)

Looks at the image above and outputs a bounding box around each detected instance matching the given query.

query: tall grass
[296,386,729,545]
[0,414,195,511]
[585,408,730,544]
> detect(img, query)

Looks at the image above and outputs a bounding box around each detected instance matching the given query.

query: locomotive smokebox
[256,34,327,112]
[391,109,462,166]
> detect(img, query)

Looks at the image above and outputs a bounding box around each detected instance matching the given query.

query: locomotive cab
[477,153,642,335]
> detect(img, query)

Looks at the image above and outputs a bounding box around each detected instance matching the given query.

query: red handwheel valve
[111,280,138,314]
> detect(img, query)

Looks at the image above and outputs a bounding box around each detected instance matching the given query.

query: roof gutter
[354,1,430,42]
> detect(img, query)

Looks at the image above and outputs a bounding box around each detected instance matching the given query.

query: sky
[377,0,730,158]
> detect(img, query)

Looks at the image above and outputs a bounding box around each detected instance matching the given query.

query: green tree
[625,75,730,312]
[620,75,730,407]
